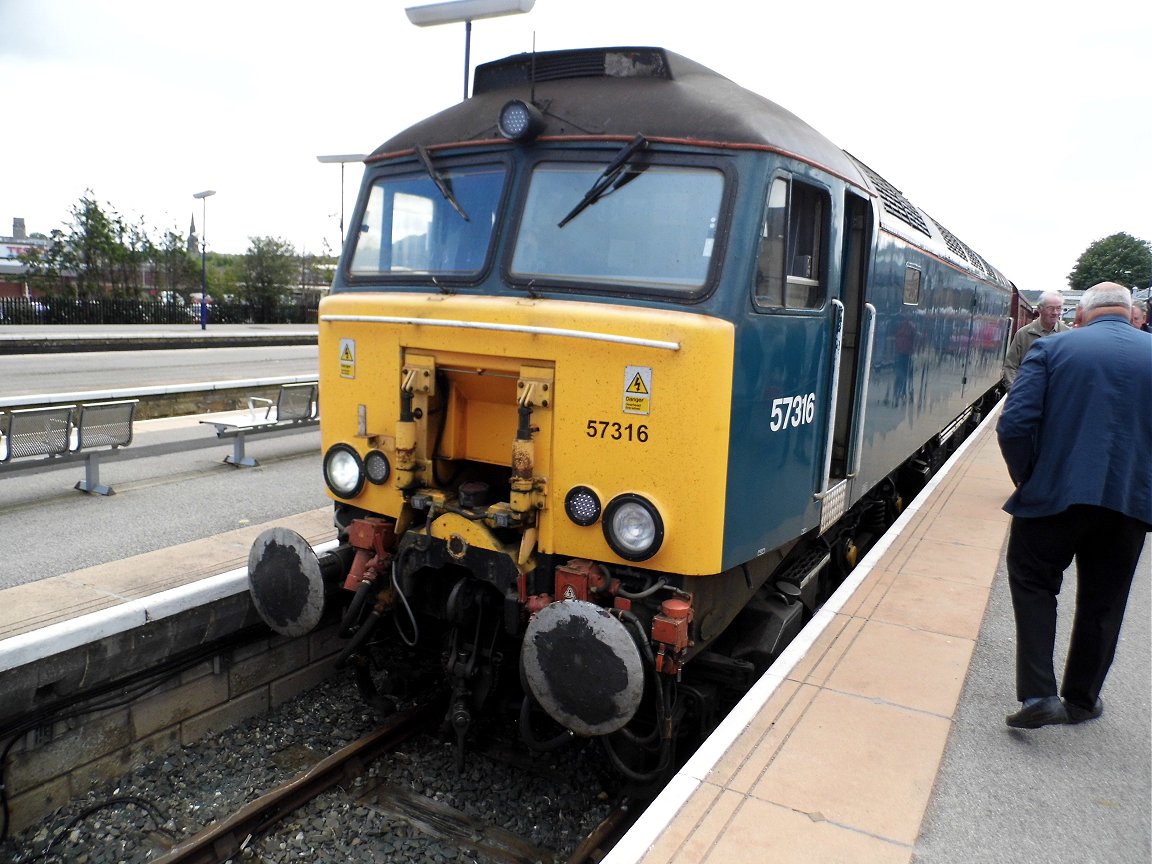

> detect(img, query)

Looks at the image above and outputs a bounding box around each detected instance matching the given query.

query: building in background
[0,219,51,299]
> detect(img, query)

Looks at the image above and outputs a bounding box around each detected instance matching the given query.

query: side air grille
[849,155,932,238]
[928,215,992,278]
[474,47,671,94]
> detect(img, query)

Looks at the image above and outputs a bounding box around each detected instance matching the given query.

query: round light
[603,494,664,561]
[323,444,365,498]
[564,486,601,526]
[364,450,391,485]
[498,99,544,141]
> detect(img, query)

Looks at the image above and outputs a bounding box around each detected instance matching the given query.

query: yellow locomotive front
[315,289,735,745]
[319,292,733,577]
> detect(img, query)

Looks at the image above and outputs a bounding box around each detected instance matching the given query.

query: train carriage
[248,46,1012,776]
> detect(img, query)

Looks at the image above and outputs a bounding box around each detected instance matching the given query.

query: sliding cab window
[903,264,922,305]
[348,163,507,279]
[754,176,830,310]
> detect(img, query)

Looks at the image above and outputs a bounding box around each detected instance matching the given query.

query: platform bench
[0,399,138,495]
[200,382,319,467]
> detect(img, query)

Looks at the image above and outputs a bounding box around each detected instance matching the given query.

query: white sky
[1,0,1149,292]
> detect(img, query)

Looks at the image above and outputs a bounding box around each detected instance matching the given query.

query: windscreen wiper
[416,144,469,221]
[558,134,649,228]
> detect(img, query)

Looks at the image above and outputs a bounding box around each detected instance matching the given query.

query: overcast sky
[1,0,1149,292]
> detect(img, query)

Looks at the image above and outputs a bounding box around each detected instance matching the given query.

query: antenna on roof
[530,32,537,103]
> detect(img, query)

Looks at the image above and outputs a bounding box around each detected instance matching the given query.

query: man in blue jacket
[997,281,1152,729]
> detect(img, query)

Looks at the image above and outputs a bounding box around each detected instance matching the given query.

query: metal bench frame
[200,382,319,467]
[0,399,138,495]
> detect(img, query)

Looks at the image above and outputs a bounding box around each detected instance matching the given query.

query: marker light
[564,486,602,526]
[323,444,365,498]
[498,99,545,142]
[603,494,664,561]
[364,450,391,485]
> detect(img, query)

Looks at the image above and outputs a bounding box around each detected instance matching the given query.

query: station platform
[0,323,316,354]
[607,409,1151,864]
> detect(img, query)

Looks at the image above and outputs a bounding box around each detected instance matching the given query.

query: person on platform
[996,282,1152,729]
[1132,298,1149,331]
[1001,291,1069,388]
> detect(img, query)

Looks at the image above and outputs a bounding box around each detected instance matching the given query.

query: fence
[0,297,319,326]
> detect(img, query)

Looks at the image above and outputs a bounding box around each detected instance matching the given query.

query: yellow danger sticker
[339,338,356,379]
[623,365,652,415]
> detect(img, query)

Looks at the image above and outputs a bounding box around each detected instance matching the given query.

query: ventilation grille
[474,48,671,95]
[849,156,931,237]
[928,215,993,278]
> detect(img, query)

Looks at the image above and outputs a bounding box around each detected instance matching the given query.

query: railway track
[148,694,634,864]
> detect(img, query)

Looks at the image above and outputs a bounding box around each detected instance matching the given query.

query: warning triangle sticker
[627,373,649,394]
[340,345,354,362]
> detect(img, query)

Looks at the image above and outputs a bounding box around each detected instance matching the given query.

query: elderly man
[1002,290,1070,388]
[997,282,1152,729]
[1132,298,1150,331]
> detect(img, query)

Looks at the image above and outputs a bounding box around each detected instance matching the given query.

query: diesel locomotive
[248,46,1013,778]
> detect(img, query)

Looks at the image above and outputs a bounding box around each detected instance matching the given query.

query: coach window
[754,176,828,310]
[903,265,922,305]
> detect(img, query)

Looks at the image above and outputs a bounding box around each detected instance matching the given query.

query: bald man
[997,282,1152,729]
[1002,290,1070,388]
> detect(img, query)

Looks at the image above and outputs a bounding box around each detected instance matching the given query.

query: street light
[316,154,368,248]
[192,190,216,330]
[405,0,535,100]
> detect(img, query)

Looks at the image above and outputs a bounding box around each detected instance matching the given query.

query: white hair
[1037,290,1064,307]
[1079,282,1132,311]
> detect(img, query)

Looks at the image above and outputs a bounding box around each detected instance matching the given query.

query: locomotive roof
[374,47,864,185]
[371,46,1007,289]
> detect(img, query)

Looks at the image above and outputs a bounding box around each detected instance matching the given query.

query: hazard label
[622,365,652,415]
[339,338,356,379]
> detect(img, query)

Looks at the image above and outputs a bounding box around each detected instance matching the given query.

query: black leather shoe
[1064,698,1103,724]
[1006,696,1068,729]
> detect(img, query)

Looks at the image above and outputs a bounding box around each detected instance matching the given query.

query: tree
[1067,233,1152,291]
[242,236,298,321]
[155,230,200,299]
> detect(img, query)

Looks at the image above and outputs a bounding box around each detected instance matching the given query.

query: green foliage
[17,194,334,304]
[1067,233,1152,291]
[241,236,299,315]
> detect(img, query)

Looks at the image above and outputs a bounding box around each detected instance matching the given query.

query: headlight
[564,485,601,526]
[323,444,365,498]
[498,99,544,142]
[603,494,664,561]
[364,450,391,485]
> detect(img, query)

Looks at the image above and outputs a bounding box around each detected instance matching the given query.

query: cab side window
[754,176,829,310]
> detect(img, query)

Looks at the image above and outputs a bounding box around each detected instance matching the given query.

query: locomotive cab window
[348,163,507,279]
[754,176,829,310]
[903,265,922,305]
[510,160,724,296]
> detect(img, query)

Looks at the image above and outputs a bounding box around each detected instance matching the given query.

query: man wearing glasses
[1002,291,1071,388]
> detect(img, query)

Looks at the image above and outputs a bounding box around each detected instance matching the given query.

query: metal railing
[0,297,319,326]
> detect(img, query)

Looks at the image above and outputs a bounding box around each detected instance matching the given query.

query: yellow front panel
[319,292,735,575]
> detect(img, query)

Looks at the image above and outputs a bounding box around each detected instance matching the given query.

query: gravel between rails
[3,674,618,864]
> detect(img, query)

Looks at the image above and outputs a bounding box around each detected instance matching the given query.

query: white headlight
[324,445,365,498]
[603,494,664,561]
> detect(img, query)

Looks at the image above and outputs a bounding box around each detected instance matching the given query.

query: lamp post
[316,154,368,248]
[192,190,216,330]
[405,0,535,100]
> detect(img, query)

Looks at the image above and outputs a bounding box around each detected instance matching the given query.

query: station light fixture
[405,0,535,100]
